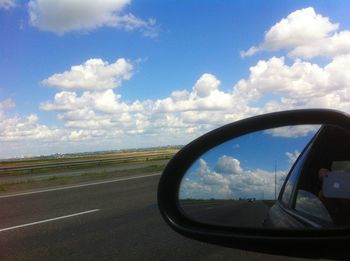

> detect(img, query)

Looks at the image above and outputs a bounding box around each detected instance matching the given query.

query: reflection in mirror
[295,190,332,223]
[179,125,320,228]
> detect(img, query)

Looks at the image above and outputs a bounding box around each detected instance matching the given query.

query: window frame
[279,134,315,208]
[278,126,337,227]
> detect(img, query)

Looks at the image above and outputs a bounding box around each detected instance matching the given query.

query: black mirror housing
[157,109,350,259]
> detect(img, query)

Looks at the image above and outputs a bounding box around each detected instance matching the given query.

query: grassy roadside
[0,154,173,176]
[0,149,179,168]
[0,160,167,194]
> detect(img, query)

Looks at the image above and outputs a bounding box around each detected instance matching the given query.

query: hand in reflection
[318,168,350,226]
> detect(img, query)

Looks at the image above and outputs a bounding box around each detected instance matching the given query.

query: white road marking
[0,173,161,199]
[0,209,100,232]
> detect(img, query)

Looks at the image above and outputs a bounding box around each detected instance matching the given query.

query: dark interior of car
[296,125,350,225]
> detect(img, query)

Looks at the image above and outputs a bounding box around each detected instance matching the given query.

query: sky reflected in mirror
[179,125,320,201]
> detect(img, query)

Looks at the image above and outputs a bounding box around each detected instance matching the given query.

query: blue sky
[195,128,317,171]
[1,1,350,158]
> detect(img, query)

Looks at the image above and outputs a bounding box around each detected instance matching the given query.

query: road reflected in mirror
[179,124,323,228]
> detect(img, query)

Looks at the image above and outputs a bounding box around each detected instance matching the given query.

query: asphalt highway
[181,200,269,227]
[0,173,303,260]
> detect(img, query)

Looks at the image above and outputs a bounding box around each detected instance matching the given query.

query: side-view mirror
[157,109,350,259]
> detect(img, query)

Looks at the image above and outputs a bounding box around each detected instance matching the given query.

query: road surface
[0,173,303,260]
[181,200,270,227]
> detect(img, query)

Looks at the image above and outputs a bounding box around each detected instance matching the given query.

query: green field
[0,148,176,194]
[0,154,174,176]
[0,161,167,193]
[0,148,179,169]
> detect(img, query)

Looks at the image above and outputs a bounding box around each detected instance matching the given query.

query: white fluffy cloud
[265,125,320,138]
[241,7,350,59]
[214,155,242,175]
[0,114,62,142]
[28,0,157,36]
[193,73,221,98]
[0,100,63,149]
[41,89,130,113]
[0,0,16,9]
[5,44,350,158]
[39,68,256,145]
[0,99,15,110]
[0,98,139,158]
[235,55,350,112]
[152,54,350,129]
[286,150,300,165]
[40,88,151,132]
[154,73,236,114]
[37,52,350,152]
[42,58,133,91]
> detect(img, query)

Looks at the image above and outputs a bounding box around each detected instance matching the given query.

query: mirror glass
[179,124,350,229]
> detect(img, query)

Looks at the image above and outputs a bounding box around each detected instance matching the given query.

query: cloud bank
[42,58,133,91]
[2,7,350,158]
[179,156,287,200]
[0,0,16,9]
[241,7,350,59]
[28,0,157,36]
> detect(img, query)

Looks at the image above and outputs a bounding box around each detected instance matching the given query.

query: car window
[294,189,333,223]
[292,126,350,227]
[280,146,310,206]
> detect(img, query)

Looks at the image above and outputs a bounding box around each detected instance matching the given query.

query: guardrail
[0,153,175,172]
